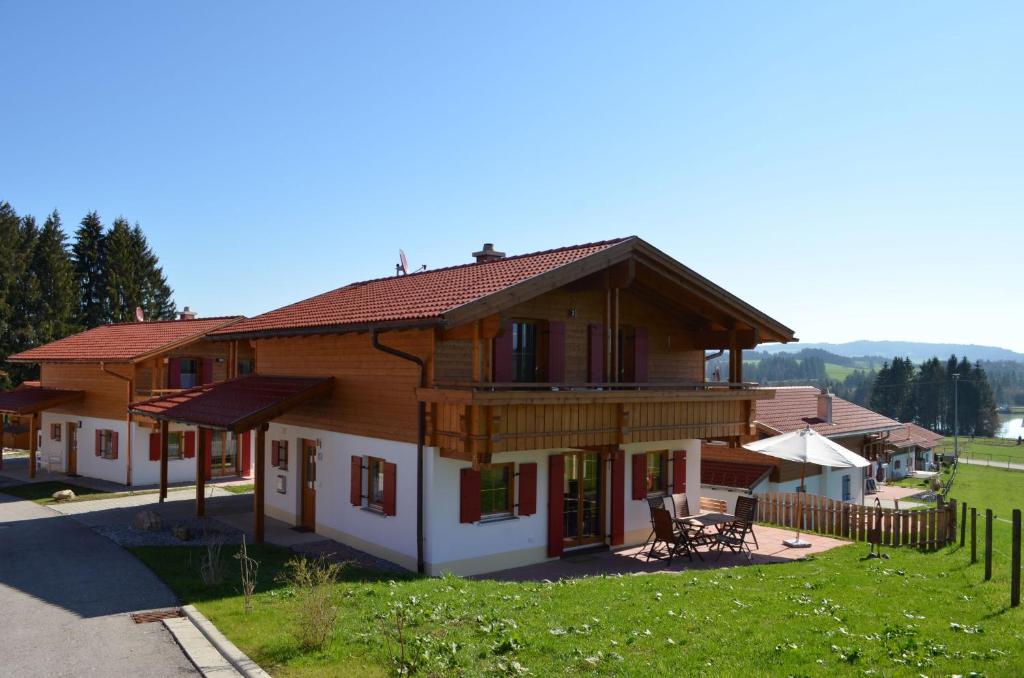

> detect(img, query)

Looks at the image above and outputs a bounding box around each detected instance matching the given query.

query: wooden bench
[699,497,728,514]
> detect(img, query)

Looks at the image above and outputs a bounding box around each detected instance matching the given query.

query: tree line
[0,201,175,388]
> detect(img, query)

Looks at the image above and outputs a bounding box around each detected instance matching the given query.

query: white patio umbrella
[744,426,870,548]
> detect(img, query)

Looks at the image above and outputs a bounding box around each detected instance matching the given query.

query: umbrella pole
[796,462,805,542]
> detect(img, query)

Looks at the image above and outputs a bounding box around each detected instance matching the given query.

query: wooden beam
[196,427,206,517]
[28,412,36,479]
[159,420,169,502]
[471,321,481,383]
[254,423,267,544]
[440,315,502,341]
[685,328,759,350]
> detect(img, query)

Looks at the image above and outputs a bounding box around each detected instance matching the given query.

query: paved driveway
[0,493,197,677]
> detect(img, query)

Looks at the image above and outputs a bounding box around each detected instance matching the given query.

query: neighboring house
[3,315,251,485]
[884,423,943,478]
[129,237,796,576]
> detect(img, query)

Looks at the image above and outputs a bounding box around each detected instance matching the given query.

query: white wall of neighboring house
[762,466,864,505]
[888,450,912,480]
[38,412,128,484]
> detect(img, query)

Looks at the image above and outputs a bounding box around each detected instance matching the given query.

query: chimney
[472,243,505,263]
[817,391,834,425]
[178,306,197,321]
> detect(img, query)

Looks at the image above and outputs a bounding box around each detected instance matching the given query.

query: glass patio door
[563,451,604,548]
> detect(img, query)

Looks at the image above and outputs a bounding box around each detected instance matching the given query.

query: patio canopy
[0,386,83,414]
[128,375,334,433]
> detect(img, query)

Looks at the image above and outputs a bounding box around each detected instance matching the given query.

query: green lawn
[132,503,1024,676]
[943,436,1024,465]
[222,483,254,495]
[0,481,157,504]
[824,363,858,381]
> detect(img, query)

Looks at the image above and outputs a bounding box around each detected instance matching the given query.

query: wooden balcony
[418,381,774,463]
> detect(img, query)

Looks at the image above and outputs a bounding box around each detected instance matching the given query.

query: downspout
[100,362,134,487]
[370,328,426,575]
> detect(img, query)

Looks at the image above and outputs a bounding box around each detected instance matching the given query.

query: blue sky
[2,2,1021,351]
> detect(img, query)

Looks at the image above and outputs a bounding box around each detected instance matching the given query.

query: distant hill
[760,341,1024,364]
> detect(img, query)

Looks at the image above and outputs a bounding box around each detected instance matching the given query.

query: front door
[66,423,78,475]
[299,439,317,531]
[562,450,604,549]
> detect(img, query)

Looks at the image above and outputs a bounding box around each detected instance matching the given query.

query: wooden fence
[755,492,957,550]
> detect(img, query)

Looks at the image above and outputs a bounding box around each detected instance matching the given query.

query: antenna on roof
[396,249,409,276]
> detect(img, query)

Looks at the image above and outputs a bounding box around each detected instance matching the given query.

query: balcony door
[562,450,604,549]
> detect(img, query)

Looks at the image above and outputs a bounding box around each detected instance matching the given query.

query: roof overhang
[0,387,84,415]
[128,375,334,434]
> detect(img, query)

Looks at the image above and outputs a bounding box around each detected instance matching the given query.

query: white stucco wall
[763,466,864,505]
[888,451,911,480]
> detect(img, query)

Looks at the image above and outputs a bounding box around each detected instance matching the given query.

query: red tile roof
[701,459,773,491]
[0,387,83,414]
[887,422,943,450]
[755,386,901,438]
[212,239,630,337]
[8,317,243,363]
[129,375,334,432]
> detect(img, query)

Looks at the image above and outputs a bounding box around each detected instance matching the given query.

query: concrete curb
[163,616,241,676]
[182,605,272,678]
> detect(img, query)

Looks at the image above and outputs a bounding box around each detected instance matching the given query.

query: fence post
[985,509,993,581]
[1012,509,1021,608]
[971,508,977,564]
[960,501,967,547]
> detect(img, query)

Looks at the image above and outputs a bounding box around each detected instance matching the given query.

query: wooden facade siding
[40,363,133,419]
[253,330,432,443]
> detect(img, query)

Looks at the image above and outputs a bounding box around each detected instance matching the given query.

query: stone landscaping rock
[51,489,76,502]
[171,525,191,541]
[131,509,163,532]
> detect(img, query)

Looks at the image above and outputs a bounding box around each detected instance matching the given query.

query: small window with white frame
[167,431,184,460]
[98,430,116,459]
[51,423,61,441]
[367,456,385,510]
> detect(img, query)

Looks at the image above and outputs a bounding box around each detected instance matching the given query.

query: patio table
[675,512,736,549]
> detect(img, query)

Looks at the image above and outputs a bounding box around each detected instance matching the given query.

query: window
[167,432,184,460]
[237,359,254,376]
[511,321,539,383]
[842,474,852,502]
[367,457,386,509]
[894,459,901,470]
[179,359,199,388]
[480,463,514,516]
[645,450,667,496]
[51,424,61,441]
[98,429,116,459]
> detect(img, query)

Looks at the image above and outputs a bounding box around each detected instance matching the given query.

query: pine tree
[102,217,142,323]
[971,362,999,436]
[72,211,107,328]
[29,210,77,344]
[130,224,175,319]
[0,202,24,390]
[5,215,41,383]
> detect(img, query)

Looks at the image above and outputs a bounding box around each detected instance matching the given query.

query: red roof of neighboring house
[888,422,944,450]
[129,375,334,433]
[701,459,773,491]
[0,387,83,414]
[7,317,243,364]
[755,386,901,438]
[212,239,628,338]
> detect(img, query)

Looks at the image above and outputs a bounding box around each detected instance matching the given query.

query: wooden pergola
[0,386,83,476]
[128,375,334,542]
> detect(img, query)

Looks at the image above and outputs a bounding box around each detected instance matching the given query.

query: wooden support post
[1012,509,1021,608]
[159,420,169,502]
[196,427,206,517]
[28,413,36,479]
[985,509,993,581]
[254,424,267,544]
[960,501,967,547]
[970,507,977,564]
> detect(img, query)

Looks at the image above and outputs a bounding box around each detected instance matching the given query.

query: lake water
[998,414,1024,439]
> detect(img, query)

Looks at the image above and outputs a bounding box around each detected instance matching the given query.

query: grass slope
[943,437,1024,465]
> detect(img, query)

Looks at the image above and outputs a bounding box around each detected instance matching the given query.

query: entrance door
[66,422,78,475]
[299,439,317,531]
[562,450,604,549]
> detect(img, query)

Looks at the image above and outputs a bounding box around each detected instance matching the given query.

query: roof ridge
[102,315,243,328]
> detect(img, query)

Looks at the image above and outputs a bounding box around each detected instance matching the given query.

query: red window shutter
[611,451,625,545]
[350,456,362,506]
[271,441,280,467]
[518,462,537,516]
[184,430,196,458]
[110,431,119,460]
[492,320,514,382]
[202,430,212,480]
[547,454,564,557]
[149,432,161,461]
[546,321,566,383]
[460,468,481,523]
[587,324,604,382]
[631,453,647,500]
[168,358,182,389]
[672,449,687,493]
[382,462,397,516]
[633,327,649,383]
[95,430,102,456]
[201,359,214,386]
[240,432,252,476]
